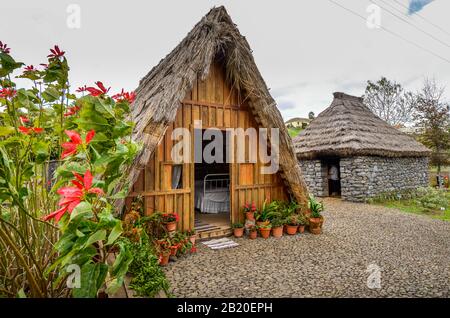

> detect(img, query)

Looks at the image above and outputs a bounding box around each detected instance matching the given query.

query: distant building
[293,92,431,202]
[285,117,311,129]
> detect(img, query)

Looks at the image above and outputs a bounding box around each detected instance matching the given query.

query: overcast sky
[1,0,449,120]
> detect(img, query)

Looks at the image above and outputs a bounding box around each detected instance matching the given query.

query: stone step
[197,227,232,241]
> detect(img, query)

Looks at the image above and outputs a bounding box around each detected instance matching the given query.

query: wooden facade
[127,61,289,230]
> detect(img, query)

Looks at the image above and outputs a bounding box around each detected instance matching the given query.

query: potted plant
[285,215,299,235]
[255,199,277,226]
[258,224,272,239]
[186,229,197,245]
[243,202,257,221]
[248,225,258,239]
[232,222,245,238]
[308,195,324,234]
[161,212,179,232]
[297,213,307,234]
[159,248,171,266]
[271,218,284,238]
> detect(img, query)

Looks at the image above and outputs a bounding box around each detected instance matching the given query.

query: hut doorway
[325,158,341,197]
[193,129,231,233]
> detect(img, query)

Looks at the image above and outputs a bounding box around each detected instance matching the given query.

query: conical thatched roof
[293,92,431,159]
[119,6,308,208]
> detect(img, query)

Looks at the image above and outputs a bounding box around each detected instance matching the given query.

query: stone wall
[340,156,429,202]
[299,159,328,197]
[299,156,429,202]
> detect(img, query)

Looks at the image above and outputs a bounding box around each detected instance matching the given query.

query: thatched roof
[119,6,308,208]
[293,92,431,159]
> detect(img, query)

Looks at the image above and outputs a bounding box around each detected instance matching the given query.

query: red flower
[47,45,65,59]
[23,65,35,72]
[43,170,104,222]
[61,129,95,159]
[0,88,16,98]
[0,41,10,54]
[19,126,44,135]
[76,85,87,93]
[86,81,110,97]
[112,89,136,104]
[190,246,197,253]
[19,116,29,124]
[64,105,81,117]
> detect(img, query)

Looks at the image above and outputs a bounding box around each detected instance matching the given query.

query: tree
[363,77,415,126]
[308,111,315,120]
[413,78,450,175]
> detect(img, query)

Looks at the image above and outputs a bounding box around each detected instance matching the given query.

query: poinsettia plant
[0,41,139,297]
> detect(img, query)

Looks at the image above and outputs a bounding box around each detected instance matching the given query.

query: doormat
[202,237,239,250]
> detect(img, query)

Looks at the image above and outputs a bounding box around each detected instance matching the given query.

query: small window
[171,164,183,189]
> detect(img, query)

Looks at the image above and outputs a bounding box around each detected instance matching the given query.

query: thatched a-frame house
[122,6,307,234]
[294,92,430,202]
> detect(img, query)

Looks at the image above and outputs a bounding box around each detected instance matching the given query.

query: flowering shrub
[161,212,179,223]
[0,41,139,297]
[242,202,257,213]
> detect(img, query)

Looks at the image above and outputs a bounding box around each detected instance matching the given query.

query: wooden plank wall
[127,61,289,230]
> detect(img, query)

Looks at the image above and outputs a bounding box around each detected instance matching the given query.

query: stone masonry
[300,156,429,202]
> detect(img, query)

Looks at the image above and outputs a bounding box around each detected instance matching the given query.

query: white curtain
[171,165,182,189]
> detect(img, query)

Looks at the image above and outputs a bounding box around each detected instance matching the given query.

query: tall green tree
[364,77,415,126]
[413,78,450,175]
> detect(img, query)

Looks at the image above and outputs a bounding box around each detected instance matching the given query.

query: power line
[326,0,450,64]
[392,0,450,37]
[372,0,450,48]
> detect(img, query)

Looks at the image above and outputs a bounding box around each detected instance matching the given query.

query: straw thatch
[293,92,431,159]
[119,6,308,209]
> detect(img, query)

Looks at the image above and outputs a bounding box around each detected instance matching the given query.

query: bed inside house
[194,129,231,232]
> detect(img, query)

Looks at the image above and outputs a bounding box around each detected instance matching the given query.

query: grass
[374,191,450,221]
[288,127,303,137]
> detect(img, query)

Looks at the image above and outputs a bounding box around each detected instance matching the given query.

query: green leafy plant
[0,42,139,298]
[122,235,170,298]
[271,217,285,227]
[308,195,324,218]
[232,222,244,229]
[255,199,279,222]
[286,214,299,226]
[257,223,272,230]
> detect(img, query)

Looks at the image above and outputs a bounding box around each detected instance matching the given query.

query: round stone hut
[293,92,431,202]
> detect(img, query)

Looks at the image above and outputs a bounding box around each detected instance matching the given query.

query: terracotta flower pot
[164,221,177,232]
[249,230,257,239]
[159,253,170,266]
[189,235,196,245]
[259,228,271,239]
[245,211,255,221]
[298,225,305,234]
[286,225,298,235]
[233,227,244,238]
[309,217,324,235]
[272,226,283,238]
[170,245,178,256]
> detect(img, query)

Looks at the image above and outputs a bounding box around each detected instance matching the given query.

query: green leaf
[31,141,49,164]
[0,126,15,136]
[72,263,108,298]
[83,229,106,248]
[42,87,60,102]
[106,221,122,246]
[70,202,93,220]
[94,98,115,118]
[16,288,27,298]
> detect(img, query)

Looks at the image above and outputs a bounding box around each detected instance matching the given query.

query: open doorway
[194,129,231,232]
[325,158,341,197]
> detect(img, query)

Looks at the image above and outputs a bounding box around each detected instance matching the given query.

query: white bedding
[195,180,229,213]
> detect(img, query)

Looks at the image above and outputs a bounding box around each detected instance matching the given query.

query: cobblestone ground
[164,198,450,297]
